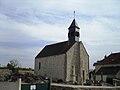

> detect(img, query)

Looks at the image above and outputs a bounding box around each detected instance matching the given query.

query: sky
[0,0,120,69]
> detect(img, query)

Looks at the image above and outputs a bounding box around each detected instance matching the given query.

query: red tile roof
[94,52,120,66]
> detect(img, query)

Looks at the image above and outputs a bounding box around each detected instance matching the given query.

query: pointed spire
[68,19,80,29]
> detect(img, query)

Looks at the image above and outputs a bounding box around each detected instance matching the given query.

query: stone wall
[51,83,120,90]
[80,42,89,83]
[66,42,89,84]
[66,43,79,82]
[0,78,21,90]
[35,54,66,81]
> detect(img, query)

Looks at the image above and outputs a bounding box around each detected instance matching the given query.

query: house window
[39,62,41,70]
[30,85,36,90]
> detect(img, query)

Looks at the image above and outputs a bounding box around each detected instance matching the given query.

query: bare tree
[9,60,19,68]
[7,59,20,73]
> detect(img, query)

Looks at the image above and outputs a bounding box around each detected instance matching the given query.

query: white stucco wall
[35,54,65,81]
[96,75,107,82]
[95,65,102,73]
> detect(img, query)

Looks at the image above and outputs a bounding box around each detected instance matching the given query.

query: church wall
[66,43,80,83]
[66,42,89,84]
[66,43,75,82]
[80,42,89,83]
[35,54,65,81]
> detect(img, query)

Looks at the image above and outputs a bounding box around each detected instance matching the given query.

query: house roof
[35,41,75,58]
[95,66,120,75]
[94,52,120,66]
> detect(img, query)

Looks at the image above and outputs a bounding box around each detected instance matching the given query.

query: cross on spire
[74,11,75,19]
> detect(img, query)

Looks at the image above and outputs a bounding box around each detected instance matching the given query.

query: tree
[9,60,19,68]
[7,59,20,73]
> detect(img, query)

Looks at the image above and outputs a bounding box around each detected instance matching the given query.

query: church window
[75,32,79,37]
[83,70,85,82]
[39,62,41,69]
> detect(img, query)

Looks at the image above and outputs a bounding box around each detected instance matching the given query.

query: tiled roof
[35,41,75,58]
[95,66,120,75]
[94,52,120,65]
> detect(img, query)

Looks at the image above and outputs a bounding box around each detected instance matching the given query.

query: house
[94,52,120,85]
[35,19,89,85]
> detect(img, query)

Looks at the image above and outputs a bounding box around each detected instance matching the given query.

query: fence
[21,83,50,90]
[51,83,120,90]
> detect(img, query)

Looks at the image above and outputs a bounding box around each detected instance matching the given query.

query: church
[35,18,89,84]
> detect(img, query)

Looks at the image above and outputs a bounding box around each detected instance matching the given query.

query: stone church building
[35,19,89,84]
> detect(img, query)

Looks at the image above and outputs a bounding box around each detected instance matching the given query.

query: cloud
[0,11,67,68]
[81,16,120,41]
[0,0,120,68]
[80,16,120,68]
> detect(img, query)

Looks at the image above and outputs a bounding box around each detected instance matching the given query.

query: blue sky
[0,0,120,68]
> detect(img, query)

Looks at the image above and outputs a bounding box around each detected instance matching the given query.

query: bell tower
[68,19,80,45]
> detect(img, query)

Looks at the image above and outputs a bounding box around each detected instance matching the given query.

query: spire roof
[68,19,80,29]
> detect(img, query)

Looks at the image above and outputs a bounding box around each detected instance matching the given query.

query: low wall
[51,83,120,90]
[0,78,21,90]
